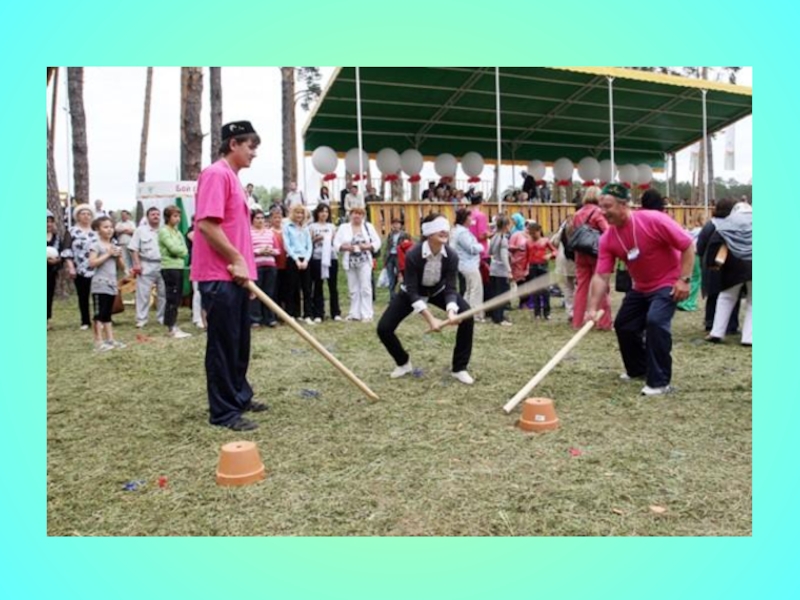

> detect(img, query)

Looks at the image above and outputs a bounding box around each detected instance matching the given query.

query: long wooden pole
[246,281,379,402]
[502,310,604,414]
[433,272,553,331]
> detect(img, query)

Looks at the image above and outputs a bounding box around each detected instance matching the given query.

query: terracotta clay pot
[517,397,560,433]
[216,441,266,486]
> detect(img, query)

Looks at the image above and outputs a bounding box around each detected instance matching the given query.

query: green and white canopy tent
[302,67,752,206]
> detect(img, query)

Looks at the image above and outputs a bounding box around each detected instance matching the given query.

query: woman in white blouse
[333,206,381,322]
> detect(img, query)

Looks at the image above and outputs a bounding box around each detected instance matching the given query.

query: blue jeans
[614,286,677,388]
[200,281,254,426]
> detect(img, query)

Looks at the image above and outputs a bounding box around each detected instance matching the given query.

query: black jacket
[402,243,460,307]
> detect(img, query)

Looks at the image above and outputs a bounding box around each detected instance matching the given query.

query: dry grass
[47,282,751,536]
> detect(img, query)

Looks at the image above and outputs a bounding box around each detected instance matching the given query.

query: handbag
[112,291,125,314]
[567,208,601,257]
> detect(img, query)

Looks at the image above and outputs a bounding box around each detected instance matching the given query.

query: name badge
[627,248,640,261]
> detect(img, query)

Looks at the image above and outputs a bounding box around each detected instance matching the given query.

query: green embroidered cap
[601,182,630,202]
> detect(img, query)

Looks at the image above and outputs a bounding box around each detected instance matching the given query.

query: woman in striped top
[250,209,279,327]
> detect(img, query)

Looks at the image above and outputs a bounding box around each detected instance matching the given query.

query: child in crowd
[487,215,512,326]
[526,221,557,319]
[88,216,127,351]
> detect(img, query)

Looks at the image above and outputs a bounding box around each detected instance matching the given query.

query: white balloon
[400,149,424,176]
[599,159,616,183]
[47,246,59,259]
[311,146,337,175]
[345,148,370,175]
[553,158,574,182]
[619,164,638,185]
[434,153,458,178]
[577,157,600,182]
[376,148,401,175]
[527,160,546,181]
[461,152,484,178]
[636,163,653,185]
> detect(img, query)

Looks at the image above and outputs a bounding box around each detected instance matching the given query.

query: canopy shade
[303,67,752,168]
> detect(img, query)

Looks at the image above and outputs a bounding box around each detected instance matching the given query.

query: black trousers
[285,258,312,319]
[486,276,510,323]
[47,268,58,320]
[161,268,183,329]
[199,281,254,426]
[75,274,92,326]
[529,264,550,316]
[377,291,474,372]
[310,258,341,320]
[615,287,677,388]
[250,265,278,325]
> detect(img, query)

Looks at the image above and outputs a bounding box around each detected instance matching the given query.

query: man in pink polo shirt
[587,183,694,396]
[191,120,267,431]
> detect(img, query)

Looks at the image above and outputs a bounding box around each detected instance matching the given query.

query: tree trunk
[49,67,58,147]
[281,67,297,196]
[138,67,153,184]
[67,67,89,204]
[48,118,71,297]
[180,67,204,181]
[210,67,222,164]
[136,67,154,222]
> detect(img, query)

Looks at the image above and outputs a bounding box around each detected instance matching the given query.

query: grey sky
[48,67,751,211]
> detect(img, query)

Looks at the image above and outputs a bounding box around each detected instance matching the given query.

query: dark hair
[312,203,331,223]
[526,221,542,233]
[163,204,181,222]
[91,216,112,231]
[455,208,471,226]
[640,189,665,212]
[219,133,261,156]
[250,208,265,223]
[713,197,737,218]
[494,214,510,232]
[146,206,160,215]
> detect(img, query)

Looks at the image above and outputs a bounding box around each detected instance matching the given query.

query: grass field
[47,282,752,536]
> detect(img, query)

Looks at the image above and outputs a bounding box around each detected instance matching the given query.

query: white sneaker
[136,321,147,329]
[641,385,673,396]
[499,320,513,327]
[111,340,127,349]
[390,362,413,379]
[313,318,322,324]
[95,341,114,352]
[194,322,205,330]
[362,317,373,323]
[333,315,344,322]
[80,324,90,331]
[304,317,315,325]
[451,370,475,385]
[169,328,192,339]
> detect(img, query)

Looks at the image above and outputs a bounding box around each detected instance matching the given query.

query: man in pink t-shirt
[191,120,266,431]
[587,183,694,396]
[468,194,489,258]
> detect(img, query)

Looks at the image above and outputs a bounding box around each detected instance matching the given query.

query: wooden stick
[429,272,554,331]
[502,310,604,414]
[246,281,380,402]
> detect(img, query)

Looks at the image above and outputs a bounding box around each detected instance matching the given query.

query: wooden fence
[355,202,709,239]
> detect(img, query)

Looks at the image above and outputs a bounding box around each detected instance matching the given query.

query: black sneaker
[245,401,270,413]
[226,417,259,431]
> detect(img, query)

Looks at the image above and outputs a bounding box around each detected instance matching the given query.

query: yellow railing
[359,202,709,239]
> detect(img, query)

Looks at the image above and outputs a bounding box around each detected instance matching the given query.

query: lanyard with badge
[613,213,640,261]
